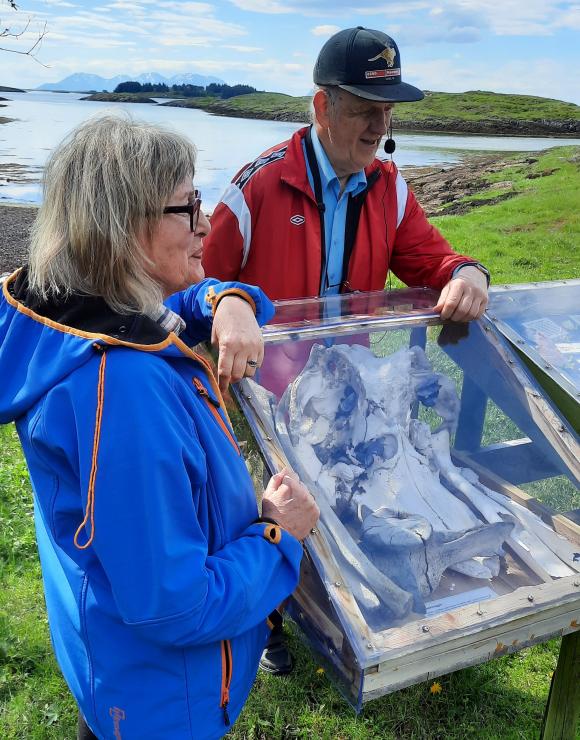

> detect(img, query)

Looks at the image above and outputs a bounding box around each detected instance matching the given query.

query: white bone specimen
[267,342,577,618]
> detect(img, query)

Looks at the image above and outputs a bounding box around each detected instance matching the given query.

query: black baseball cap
[313,26,424,103]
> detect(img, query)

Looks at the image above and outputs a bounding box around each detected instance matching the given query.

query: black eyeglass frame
[162,189,202,232]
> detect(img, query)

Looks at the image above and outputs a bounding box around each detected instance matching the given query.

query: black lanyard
[303,126,380,293]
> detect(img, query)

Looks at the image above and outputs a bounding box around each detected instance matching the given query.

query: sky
[1,0,580,105]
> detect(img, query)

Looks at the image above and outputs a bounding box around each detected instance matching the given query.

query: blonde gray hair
[310,84,341,124]
[29,113,197,314]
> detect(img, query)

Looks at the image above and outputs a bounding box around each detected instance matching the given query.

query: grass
[1,147,579,737]
[395,90,580,124]
[430,147,580,283]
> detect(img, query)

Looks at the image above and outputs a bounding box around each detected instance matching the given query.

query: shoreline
[0,150,534,274]
[2,98,578,138]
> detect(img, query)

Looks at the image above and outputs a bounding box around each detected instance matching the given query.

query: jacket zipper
[220,639,233,726]
[192,378,240,454]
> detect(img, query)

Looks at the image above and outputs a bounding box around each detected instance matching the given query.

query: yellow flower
[430,681,443,695]
[316,667,325,675]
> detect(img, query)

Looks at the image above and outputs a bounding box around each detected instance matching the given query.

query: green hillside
[162,89,580,135]
[162,92,311,121]
[396,90,580,122]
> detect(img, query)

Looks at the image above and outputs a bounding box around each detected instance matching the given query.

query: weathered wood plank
[370,576,580,660]
[541,630,580,740]
[363,603,580,698]
[293,584,345,652]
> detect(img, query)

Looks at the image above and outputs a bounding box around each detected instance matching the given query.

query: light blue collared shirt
[303,128,367,296]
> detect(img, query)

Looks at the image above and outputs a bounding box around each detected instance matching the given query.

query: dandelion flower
[316,667,325,675]
[430,681,443,695]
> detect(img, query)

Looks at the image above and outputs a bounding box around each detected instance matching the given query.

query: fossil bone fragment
[360,507,514,611]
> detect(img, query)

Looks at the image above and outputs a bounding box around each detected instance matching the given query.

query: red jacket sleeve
[390,186,473,290]
[202,187,246,281]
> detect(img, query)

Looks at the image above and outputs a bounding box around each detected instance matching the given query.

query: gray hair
[310,84,341,124]
[28,113,197,314]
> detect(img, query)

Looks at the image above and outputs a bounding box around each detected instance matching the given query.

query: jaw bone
[360,507,514,611]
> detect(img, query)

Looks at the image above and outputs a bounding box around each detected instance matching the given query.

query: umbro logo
[290,214,305,226]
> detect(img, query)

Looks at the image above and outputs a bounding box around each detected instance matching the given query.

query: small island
[78,80,580,137]
[0,85,26,93]
[163,90,580,137]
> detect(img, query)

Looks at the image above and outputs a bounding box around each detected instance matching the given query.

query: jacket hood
[0,268,183,424]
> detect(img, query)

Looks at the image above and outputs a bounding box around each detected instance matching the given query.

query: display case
[231,288,580,710]
[488,280,580,433]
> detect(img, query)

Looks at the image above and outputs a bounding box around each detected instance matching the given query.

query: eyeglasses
[163,189,202,232]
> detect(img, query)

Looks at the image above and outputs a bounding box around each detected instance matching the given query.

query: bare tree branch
[1,0,48,63]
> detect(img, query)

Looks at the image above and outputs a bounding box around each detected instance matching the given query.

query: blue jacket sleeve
[60,349,301,647]
[165,278,275,345]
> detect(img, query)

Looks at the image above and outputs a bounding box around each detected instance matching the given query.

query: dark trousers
[77,712,98,740]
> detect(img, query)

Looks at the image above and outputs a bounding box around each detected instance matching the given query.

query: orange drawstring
[74,348,107,550]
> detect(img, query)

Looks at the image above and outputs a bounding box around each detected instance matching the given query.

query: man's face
[316,89,393,178]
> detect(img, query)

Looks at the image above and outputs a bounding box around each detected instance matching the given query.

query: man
[202,26,490,673]
[203,26,489,317]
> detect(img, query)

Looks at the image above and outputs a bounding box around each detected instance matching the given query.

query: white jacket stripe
[221,184,253,269]
[395,172,408,228]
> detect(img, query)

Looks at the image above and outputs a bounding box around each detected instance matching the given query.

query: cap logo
[368,46,396,67]
[365,68,400,79]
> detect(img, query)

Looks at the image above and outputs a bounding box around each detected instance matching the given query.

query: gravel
[0,204,37,274]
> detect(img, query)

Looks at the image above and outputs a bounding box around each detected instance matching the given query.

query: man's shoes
[259,623,293,675]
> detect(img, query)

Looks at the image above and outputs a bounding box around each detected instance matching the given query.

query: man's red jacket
[202,126,473,300]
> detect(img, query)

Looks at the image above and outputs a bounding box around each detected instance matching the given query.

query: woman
[0,114,318,739]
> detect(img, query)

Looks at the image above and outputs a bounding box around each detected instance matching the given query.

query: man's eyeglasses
[163,190,202,232]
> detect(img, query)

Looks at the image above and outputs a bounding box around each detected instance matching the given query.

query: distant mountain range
[37,72,226,92]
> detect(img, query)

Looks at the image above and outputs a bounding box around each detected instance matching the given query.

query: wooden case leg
[541,631,580,740]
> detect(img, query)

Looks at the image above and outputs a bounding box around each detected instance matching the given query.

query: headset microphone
[384,138,396,154]
[383,122,396,154]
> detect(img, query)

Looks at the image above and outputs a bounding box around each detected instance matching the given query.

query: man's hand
[433,266,488,322]
[211,295,264,392]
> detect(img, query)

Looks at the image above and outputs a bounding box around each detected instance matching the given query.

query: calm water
[2,91,580,210]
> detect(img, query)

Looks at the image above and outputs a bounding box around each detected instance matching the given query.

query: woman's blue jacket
[0,271,303,739]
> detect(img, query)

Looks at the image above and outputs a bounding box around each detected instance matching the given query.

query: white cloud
[157,1,214,11]
[39,0,78,6]
[227,0,578,38]
[311,25,340,36]
[223,44,263,52]
[406,55,580,105]
[226,0,290,11]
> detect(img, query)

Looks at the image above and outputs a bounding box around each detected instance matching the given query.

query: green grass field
[1,146,579,738]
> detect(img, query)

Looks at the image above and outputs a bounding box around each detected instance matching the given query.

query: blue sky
[2,0,580,105]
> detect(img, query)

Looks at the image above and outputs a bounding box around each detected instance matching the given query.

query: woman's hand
[262,468,320,542]
[211,295,264,393]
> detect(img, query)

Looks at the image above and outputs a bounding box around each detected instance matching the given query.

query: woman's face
[141,178,211,298]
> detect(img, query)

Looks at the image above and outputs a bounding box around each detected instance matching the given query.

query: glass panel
[489,281,580,394]
[243,300,580,649]
[265,287,440,340]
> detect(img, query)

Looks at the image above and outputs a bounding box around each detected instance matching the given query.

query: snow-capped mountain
[37,72,226,92]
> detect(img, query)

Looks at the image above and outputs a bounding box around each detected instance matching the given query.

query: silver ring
[246,359,259,368]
